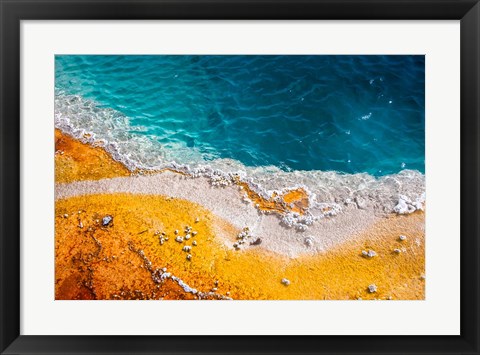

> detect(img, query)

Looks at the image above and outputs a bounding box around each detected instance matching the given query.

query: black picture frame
[1,1,479,354]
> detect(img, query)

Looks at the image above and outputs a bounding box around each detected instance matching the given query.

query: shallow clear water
[55,55,425,176]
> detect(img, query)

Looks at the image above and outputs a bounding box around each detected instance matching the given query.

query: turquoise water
[55,55,424,176]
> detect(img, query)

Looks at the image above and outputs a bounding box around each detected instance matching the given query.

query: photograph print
[54,55,425,300]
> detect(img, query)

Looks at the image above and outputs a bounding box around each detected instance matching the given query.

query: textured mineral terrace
[54,129,425,300]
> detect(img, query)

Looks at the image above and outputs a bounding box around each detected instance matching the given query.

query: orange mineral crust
[55,129,130,183]
[55,193,424,300]
[236,179,309,215]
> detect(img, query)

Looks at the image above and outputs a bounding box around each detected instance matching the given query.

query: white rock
[102,215,113,226]
[355,196,367,209]
[393,199,409,214]
[362,250,376,258]
[393,194,424,214]
[304,237,314,248]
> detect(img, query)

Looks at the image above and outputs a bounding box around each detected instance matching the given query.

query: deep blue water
[55,55,425,176]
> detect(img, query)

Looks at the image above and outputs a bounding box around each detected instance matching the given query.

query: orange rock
[55,129,130,183]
